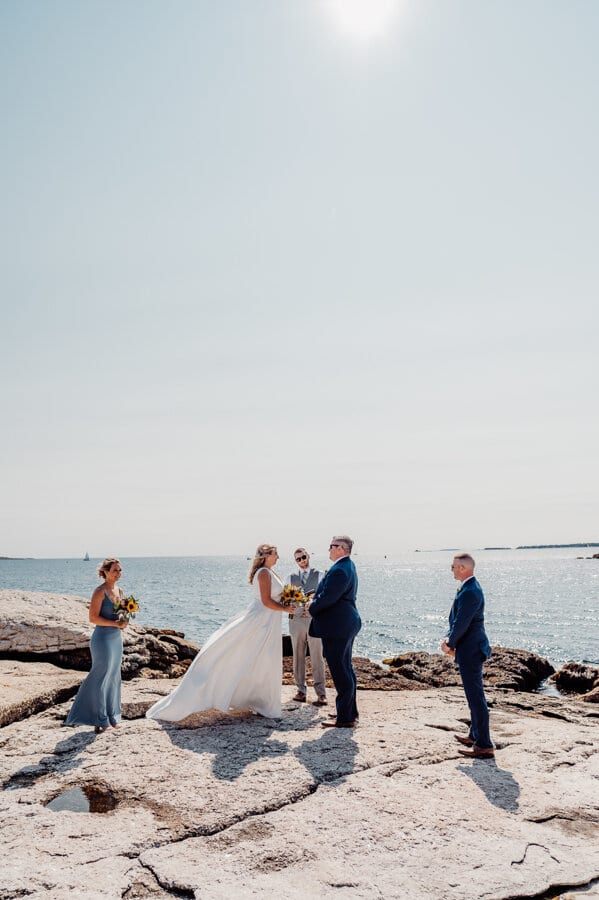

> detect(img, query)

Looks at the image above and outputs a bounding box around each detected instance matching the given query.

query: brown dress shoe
[454,734,475,747]
[321,720,356,728]
[312,696,328,706]
[292,692,307,702]
[458,745,495,758]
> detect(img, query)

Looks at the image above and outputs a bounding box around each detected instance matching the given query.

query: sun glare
[325,0,403,41]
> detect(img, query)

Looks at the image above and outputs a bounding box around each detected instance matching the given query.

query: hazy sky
[1,1,597,558]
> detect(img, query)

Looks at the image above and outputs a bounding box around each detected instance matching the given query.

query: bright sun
[325,0,403,41]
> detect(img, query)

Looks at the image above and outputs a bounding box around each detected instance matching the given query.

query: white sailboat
[83,552,90,561]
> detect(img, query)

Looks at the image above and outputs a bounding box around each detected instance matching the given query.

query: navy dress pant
[457,651,492,749]
[321,631,360,724]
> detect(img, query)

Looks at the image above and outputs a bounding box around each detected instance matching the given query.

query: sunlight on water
[1,550,597,666]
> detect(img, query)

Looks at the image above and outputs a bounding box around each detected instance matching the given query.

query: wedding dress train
[146,567,284,721]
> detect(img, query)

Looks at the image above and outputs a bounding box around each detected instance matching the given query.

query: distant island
[416,543,599,554]
[516,543,599,549]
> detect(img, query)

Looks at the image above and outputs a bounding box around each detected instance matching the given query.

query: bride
[146,544,290,721]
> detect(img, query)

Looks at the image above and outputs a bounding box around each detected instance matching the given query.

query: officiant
[288,548,327,706]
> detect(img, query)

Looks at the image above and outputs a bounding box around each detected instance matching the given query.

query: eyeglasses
[329,543,342,550]
[295,555,308,562]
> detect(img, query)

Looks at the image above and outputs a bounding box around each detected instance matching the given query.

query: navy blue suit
[447,577,493,749]
[309,556,361,724]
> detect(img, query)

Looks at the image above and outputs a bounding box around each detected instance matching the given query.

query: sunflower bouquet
[113,594,140,623]
[280,584,308,608]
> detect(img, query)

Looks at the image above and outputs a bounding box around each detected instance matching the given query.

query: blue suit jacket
[308,556,360,640]
[447,577,491,663]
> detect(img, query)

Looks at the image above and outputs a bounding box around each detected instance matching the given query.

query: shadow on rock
[457,760,520,812]
[4,730,98,789]
[293,730,359,785]
[160,710,293,782]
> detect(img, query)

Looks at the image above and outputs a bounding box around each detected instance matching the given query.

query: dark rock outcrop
[126,627,200,678]
[282,654,426,691]
[552,662,599,701]
[483,647,555,690]
[382,650,459,687]
[382,647,555,692]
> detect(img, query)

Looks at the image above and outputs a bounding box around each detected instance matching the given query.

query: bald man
[441,553,494,758]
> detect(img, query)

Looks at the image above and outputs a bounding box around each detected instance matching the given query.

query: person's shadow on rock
[457,760,520,812]
[161,710,290,782]
[293,730,359,785]
[5,730,98,789]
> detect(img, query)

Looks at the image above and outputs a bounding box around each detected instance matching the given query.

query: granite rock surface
[1,683,598,899]
[0,660,84,727]
[0,589,199,678]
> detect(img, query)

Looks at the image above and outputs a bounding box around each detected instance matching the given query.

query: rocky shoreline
[1,589,598,899]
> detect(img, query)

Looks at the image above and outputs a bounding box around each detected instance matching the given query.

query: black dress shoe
[321,720,356,728]
[458,745,495,758]
[454,734,475,747]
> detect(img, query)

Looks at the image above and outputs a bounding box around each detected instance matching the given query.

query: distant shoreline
[515,543,599,549]
[4,543,599,561]
[416,542,599,552]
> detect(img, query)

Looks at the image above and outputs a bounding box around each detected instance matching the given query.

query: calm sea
[1,550,597,667]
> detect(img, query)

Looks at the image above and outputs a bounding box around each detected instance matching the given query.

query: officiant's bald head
[451,553,475,581]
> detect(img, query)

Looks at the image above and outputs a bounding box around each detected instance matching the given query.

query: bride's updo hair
[248,544,276,584]
[98,557,120,580]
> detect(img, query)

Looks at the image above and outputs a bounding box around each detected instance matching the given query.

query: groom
[308,535,361,728]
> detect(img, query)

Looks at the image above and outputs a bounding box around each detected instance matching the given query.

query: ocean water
[1,549,597,667]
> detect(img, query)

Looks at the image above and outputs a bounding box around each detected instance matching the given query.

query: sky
[1,0,598,558]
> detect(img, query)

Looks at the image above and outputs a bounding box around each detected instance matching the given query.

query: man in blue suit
[308,535,361,728]
[441,553,494,758]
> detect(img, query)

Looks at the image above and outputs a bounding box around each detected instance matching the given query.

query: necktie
[301,570,308,586]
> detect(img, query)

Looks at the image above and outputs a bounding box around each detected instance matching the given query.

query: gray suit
[288,569,326,697]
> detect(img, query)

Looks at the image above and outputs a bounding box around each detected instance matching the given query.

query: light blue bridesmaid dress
[65,593,123,728]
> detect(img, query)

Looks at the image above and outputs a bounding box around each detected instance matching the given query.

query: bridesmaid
[65,557,128,733]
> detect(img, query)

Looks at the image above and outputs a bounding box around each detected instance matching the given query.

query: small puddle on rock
[46,785,118,813]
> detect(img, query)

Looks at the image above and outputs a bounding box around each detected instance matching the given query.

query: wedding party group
[64,536,495,758]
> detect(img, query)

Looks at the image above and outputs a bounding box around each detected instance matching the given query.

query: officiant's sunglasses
[329,543,342,549]
[295,554,308,562]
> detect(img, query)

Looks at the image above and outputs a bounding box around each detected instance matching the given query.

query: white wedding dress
[146,568,284,721]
